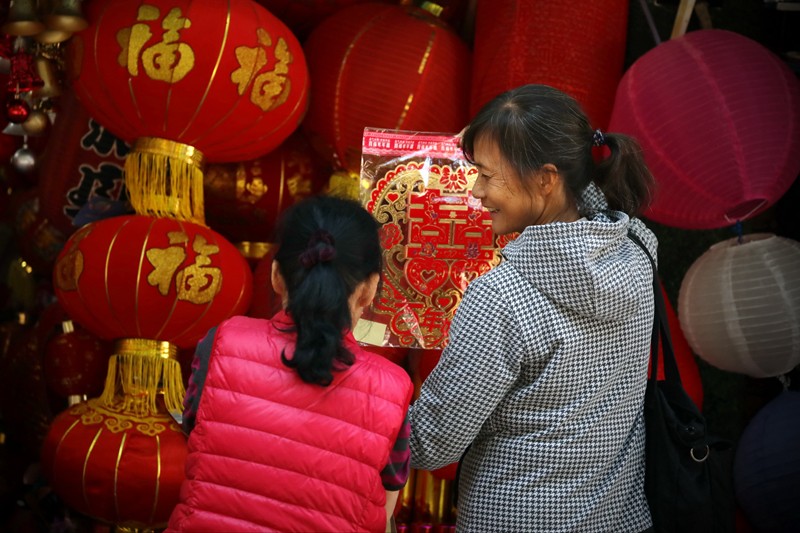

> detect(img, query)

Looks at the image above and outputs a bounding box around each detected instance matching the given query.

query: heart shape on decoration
[405,257,449,296]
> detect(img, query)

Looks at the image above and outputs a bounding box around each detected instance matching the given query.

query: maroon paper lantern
[610,30,800,230]
[302,2,470,174]
[44,320,110,400]
[470,0,628,130]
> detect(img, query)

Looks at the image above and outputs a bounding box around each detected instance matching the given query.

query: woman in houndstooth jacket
[409,84,658,532]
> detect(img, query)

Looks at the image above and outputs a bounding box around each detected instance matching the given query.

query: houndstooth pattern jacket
[409,189,657,532]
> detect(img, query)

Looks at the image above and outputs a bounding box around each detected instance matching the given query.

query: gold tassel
[125,137,206,224]
[99,339,185,417]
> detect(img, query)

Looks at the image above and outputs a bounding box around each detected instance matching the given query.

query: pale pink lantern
[610,30,800,230]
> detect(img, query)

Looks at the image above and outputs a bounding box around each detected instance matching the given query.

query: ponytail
[273,196,382,386]
[595,132,656,216]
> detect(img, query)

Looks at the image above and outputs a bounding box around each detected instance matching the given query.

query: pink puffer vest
[167,312,412,532]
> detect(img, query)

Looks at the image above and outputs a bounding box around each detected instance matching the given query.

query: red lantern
[204,130,330,244]
[610,30,800,229]
[302,3,470,175]
[52,214,253,349]
[470,0,628,130]
[247,244,282,319]
[44,320,110,401]
[40,398,188,529]
[68,0,309,223]
[37,88,131,238]
[253,0,391,39]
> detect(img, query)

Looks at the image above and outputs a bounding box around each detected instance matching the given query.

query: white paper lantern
[678,233,800,378]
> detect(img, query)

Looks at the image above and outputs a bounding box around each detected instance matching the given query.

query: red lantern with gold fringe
[52,214,253,349]
[67,0,309,223]
[40,396,188,530]
[204,130,329,244]
[302,2,470,177]
[470,0,629,130]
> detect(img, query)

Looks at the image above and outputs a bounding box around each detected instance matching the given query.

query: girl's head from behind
[272,195,382,386]
[462,84,653,220]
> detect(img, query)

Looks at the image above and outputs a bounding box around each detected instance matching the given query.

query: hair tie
[299,229,337,268]
[592,129,606,147]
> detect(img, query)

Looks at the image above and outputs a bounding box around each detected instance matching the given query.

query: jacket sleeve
[409,278,524,470]
[182,326,217,434]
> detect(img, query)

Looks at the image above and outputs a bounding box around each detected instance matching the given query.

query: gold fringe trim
[99,338,185,417]
[125,137,206,224]
[326,170,361,201]
[236,241,274,260]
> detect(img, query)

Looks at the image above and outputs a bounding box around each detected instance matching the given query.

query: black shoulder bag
[629,232,735,533]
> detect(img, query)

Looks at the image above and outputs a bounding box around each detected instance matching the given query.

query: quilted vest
[167,312,412,533]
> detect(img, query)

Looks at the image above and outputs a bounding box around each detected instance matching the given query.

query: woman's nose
[471,177,484,199]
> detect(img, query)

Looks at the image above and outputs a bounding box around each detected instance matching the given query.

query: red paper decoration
[610,30,800,230]
[470,0,629,130]
[302,3,470,174]
[68,0,308,163]
[204,131,329,244]
[652,282,703,409]
[52,214,253,349]
[40,398,188,529]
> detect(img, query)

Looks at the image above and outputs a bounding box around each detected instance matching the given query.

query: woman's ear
[356,272,381,308]
[538,163,560,194]
[271,260,287,298]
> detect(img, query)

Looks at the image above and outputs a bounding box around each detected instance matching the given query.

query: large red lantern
[470,0,629,130]
[68,0,309,223]
[52,214,252,350]
[41,397,188,529]
[302,3,470,177]
[204,130,329,244]
[609,30,800,229]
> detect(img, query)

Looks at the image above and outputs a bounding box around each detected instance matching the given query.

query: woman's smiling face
[469,135,543,236]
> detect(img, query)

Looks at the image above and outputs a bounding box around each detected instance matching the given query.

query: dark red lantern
[68,0,309,223]
[52,214,253,349]
[40,397,188,529]
[609,30,800,229]
[44,320,110,401]
[253,0,392,40]
[204,130,330,244]
[470,0,628,130]
[247,244,282,319]
[302,3,470,175]
[37,88,131,239]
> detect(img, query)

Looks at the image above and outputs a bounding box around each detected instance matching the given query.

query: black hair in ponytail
[273,195,382,386]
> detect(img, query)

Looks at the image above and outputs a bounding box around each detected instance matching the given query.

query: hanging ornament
[0,0,45,36]
[5,97,30,123]
[45,0,89,33]
[10,137,36,174]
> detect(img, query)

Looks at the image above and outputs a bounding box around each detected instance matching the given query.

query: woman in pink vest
[168,196,414,533]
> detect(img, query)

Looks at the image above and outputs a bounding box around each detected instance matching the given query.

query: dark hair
[273,195,382,386]
[461,84,655,216]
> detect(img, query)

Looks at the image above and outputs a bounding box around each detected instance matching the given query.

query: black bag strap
[628,231,682,385]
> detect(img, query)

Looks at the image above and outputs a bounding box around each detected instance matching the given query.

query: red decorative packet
[357,128,513,349]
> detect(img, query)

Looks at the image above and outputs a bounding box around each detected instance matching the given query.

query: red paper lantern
[470,0,628,130]
[40,398,188,529]
[37,88,131,238]
[253,0,392,39]
[52,214,253,349]
[609,30,800,230]
[68,0,309,222]
[302,3,470,174]
[247,244,282,319]
[204,130,330,244]
[44,321,110,400]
